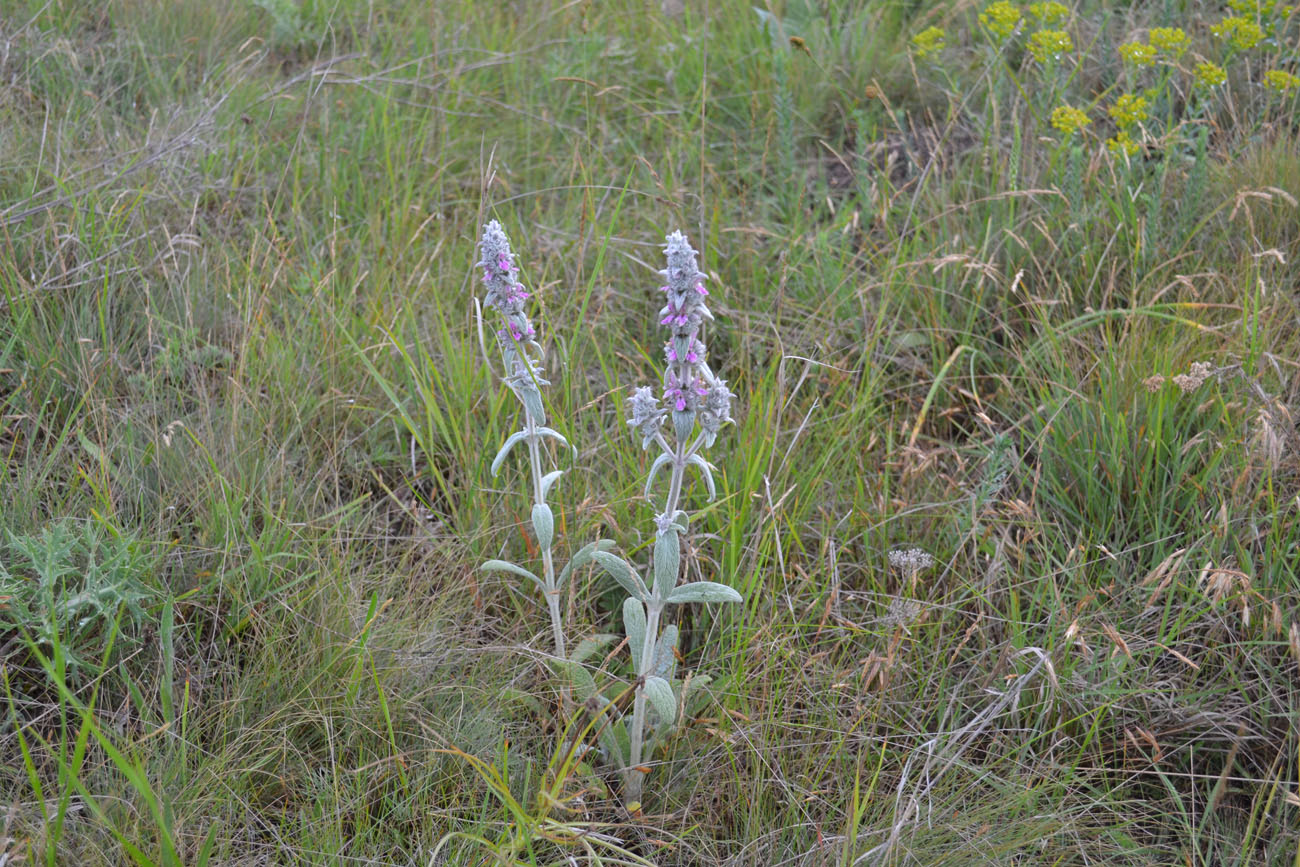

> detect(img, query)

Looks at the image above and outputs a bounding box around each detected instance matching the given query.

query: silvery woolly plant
[592,230,742,811]
[476,220,612,659]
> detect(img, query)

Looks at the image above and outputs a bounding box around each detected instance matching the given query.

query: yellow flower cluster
[980,1,1022,41]
[1194,61,1228,87]
[1149,27,1190,56]
[1228,0,1278,15]
[1264,69,1300,90]
[1108,93,1149,127]
[1050,105,1091,134]
[1212,16,1265,50]
[1028,29,1074,62]
[1118,41,1157,67]
[1027,1,1069,24]
[1107,130,1141,156]
[912,26,947,60]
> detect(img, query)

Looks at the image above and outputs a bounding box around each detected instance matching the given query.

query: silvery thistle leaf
[491,431,530,477]
[654,624,679,680]
[480,559,546,595]
[592,551,649,600]
[652,526,681,600]
[686,454,717,500]
[644,675,677,726]
[666,581,743,604]
[539,469,563,499]
[643,453,674,499]
[534,427,576,455]
[532,502,554,550]
[514,383,546,424]
[558,539,617,585]
[623,597,647,665]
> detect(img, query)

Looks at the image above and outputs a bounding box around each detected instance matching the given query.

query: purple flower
[478,221,532,316]
[663,370,707,413]
[664,338,705,365]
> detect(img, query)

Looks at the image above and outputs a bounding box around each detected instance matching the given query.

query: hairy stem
[525,408,564,660]
[625,434,687,804]
[625,602,661,805]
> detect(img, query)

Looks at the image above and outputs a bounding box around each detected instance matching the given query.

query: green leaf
[666,581,742,604]
[592,551,646,600]
[623,597,646,664]
[598,719,629,767]
[644,675,677,726]
[481,559,546,594]
[491,431,528,477]
[555,660,600,702]
[569,633,618,665]
[558,539,616,585]
[653,528,681,600]
[531,503,554,550]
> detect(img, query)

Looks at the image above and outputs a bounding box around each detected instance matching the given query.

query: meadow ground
[1,0,1299,864]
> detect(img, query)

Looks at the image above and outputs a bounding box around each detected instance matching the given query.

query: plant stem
[625,602,661,805]
[525,409,564,660]
[625,435,687,804]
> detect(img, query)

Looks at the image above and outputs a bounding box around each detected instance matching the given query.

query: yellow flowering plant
[1026,1,1069,24]
[1109,93,1149,128]
[1028,29,1074,63]
[1194,61,1228,88]
[1264,69,1300,90]
[912,26,947,60]
[980,1,1022,42]
[1212,16,1265,51]
[1118,41,1157,68]
[1050,105,1090,135]
[1107,130,1141,157]
[1148,27,1189,57]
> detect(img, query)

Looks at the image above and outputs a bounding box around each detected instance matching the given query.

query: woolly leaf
[531,503,554,550]
[539,469,563,499]
[687,455,716,501]
[490,431,528,477]
[644,675,677,726]
[515,385,546,424]
[558,539,616,585]
[592,551,646,600]
[653,528,680,600]
[667,581,742,604]
[481,559,546,595]
[644,453,673,499]
[623,597,647,664]
[535,426,574,455]
[654,624,679,680]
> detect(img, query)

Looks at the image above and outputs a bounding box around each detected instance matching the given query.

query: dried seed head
[884,597,923,626]
[1172,361,1214,394]
[888,547,936,573]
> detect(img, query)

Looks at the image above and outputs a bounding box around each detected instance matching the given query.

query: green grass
[0,0,1298,863]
